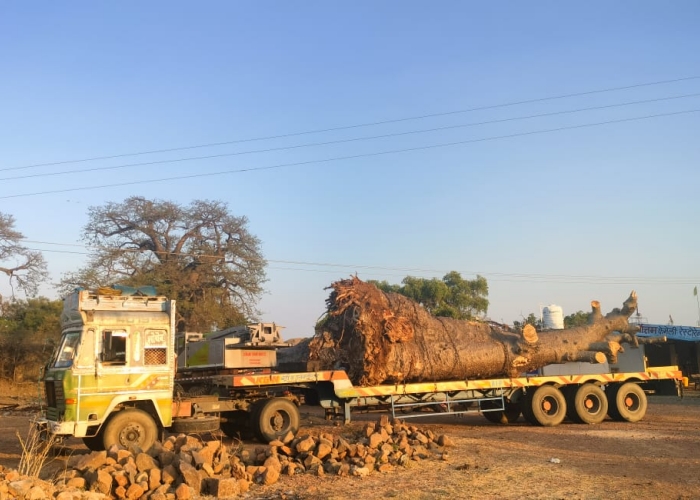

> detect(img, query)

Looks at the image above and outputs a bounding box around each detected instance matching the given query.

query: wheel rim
[584,395,602,413]
[623,393,640,411]
[119,423,146,447]
[269,410,290,432]
[541,396,558,415]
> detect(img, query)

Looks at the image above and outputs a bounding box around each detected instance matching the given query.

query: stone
[263,454,282,472]
[351,466,370,477]
[125,483,145,500]
[281,431,295,444]
[315,438,333,459]
[377,463,394,473]
[149,467,162,490]
[74,451,109,471]
[27,486,47,500]
[202,477,240,498]
[295,436,316,453]
[437,435,455,447]
[368,432,384,449]
[94,469,113,494]
[178,461,201,493]
[135,452,158,472]
[174,483,191,500]
[260,466,280,485]
[161,464,178,484]
[65,477,87,489]
[413,432,429,445]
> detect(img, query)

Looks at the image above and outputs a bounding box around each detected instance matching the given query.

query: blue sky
[1,2,699,337]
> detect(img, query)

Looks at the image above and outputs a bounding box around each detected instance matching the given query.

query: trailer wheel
[256,398,299,443]
[102,409,158,451]
[528,385,566,427]
[481,400,521,424]
[520,389,538,425]
[249,399,267,442]
[608,382,647,422]
[570,384,608,424]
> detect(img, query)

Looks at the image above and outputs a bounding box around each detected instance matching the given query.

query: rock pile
[0,416,454,499]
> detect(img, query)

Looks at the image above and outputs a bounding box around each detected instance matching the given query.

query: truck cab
[40,288,176,451]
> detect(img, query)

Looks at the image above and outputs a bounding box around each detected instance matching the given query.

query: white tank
[542,305,564,330]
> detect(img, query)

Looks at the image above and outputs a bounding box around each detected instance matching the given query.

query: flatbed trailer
[187,364,683,432]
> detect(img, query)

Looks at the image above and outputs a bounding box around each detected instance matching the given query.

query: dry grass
[16,418,58,478]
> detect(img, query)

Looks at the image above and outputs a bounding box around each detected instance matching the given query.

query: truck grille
[44,380,64,414]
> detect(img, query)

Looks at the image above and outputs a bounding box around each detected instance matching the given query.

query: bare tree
[0,213,48,297]
[59,197,266,331]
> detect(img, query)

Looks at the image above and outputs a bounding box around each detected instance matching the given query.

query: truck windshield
[54,332,81,368]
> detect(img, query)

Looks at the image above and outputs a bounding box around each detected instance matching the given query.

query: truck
[38,288,684,452]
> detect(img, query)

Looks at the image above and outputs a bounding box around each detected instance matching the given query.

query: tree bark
[293,277,640,386]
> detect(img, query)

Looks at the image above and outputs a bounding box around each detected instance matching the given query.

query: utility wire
[3,92,699,182]
[20,241,700,284]
[2,75,698,173]
[2,108,698,200]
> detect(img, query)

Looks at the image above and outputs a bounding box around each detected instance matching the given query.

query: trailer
[37,288,683,453]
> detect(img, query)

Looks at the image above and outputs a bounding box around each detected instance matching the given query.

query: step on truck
[38,288,684,452]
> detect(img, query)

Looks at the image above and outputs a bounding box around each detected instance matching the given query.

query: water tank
[542,305,564,330]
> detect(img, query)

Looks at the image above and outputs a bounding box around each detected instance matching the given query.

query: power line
[20,241,700,284]
[2,75,699,173]
[3,92,699,182]
[2,108,698,200]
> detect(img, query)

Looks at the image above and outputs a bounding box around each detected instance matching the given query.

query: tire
[220,410,253,440]
[521,389,538,425]
[249,399,268,442]
[256,398,300,443]
[608,382,647,422]
[102,409,158,451]
[570,384,608,425]
[170,416,220,434]
[528,385,566,427]
[481,400,521,424]
[82,435,105,452]
[606,384,622,420]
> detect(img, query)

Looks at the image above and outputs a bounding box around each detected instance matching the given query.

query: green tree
[0,297,62,382]
[0,212,48,297]
[58,197,266,332]
[513,312,543,332]
[370,272,488,320]
[564,310,589,328]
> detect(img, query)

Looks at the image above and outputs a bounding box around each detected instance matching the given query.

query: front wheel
[102,409,158,451]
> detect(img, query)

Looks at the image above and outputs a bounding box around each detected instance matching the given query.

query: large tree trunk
[286,277,642,386]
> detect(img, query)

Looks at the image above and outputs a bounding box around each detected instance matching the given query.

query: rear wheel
[528,386,566,427]
[256,398,299,443]
[608,382,647,422]
[102,409,158,451]
[220,410,253,439]
[570,384,608,424]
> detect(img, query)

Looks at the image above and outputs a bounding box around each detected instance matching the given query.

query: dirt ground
[1,383,700,500]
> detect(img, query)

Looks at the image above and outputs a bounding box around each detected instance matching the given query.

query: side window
[144,329,168,365]
[101,330,127,365]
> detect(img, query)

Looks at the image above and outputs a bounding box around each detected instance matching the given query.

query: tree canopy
[0,212,48,297]
[59,197,266,331]
[0,297,62,382]
[370,271,488,320]
[564,310,590,328]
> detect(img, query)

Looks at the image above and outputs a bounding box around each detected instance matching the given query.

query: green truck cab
[38,289,176,451]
